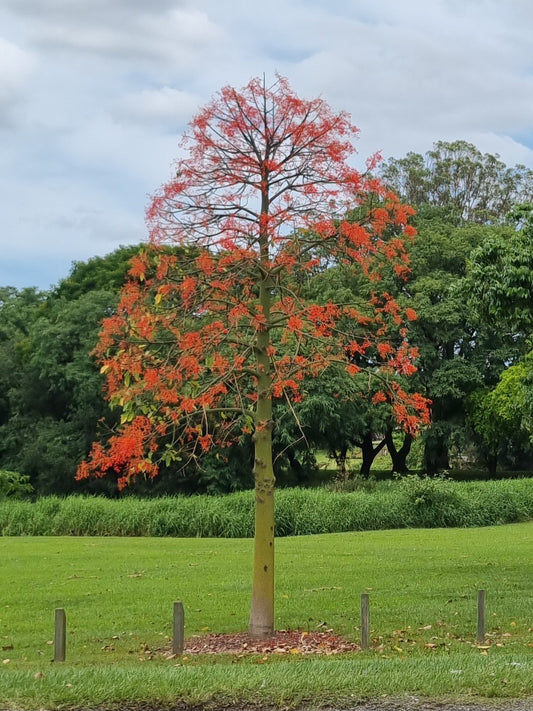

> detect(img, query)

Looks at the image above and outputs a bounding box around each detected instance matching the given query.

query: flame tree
[78,76,430,638]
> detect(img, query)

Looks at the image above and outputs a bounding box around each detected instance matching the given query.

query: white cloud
[110,87,201,128]
[0,37,35,125]
[1,0,533,289]
[6,1,224,69]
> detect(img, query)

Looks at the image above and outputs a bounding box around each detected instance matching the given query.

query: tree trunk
[385,429,413,474]
[486,452,498,478]
[332,445,348,478]
[249,244,275,639]
[249,387,275,638]
[423,431,450,475]
[359,432,386,478]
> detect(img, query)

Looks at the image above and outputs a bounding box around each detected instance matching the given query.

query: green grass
[0,523,532,709]
[1,477,532,537]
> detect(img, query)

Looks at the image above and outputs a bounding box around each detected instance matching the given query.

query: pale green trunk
[248,264,275,638]
[248,373,275,638]
[248,157,275,639]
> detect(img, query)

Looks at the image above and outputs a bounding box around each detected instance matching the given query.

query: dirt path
[344,701,532,711]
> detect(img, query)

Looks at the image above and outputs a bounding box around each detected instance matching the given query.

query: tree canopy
[381,140,533,224]
[77,76,429,637]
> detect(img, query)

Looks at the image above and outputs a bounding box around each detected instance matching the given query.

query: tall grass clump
[0,477,531,537]
[397,475,469,527]
[457,477,533,526]
[273,486,407,534]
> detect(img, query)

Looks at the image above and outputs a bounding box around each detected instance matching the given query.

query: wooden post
[477,589,485,644]
[54,608,66,662]
[361,593,370,650]
[173,601,184,655]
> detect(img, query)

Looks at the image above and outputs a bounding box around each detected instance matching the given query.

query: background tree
[466,204,533,333]
[381,140,533,224]
[465,204,533,465]
[0,287,46,431]
[0,248,141,495]
[51,245,141,302]
[287,365,390,478]
[466,362,532,476]
[381,145,533,474]
[78,76,429,638]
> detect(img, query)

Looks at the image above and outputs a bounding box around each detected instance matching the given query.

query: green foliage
[284,366,387,476]
[467,366,532,472]
[51,244,141,301]
[466,209,533,332]
[0,249,143,496]
[397,214,531,473]
[380,146,533,474]
[0,470,33,499]
[381,140,533,224]
[463,206,533,470]
[0,289,121,494]
[1,478,531,537]
[398,474,467,527]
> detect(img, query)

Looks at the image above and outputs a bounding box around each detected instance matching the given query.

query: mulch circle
[178,629,360,656]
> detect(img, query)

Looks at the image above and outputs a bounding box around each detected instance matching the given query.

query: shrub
[398,475,468,527]
[0,470,34,500]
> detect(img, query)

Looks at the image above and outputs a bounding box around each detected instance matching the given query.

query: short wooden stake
[477,589,485,644]
[54,608,66,662]
[361,593,370,650]
[173,601,184,655]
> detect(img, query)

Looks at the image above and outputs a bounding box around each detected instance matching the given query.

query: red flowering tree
[78,76,430,638]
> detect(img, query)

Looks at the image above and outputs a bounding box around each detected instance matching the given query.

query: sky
[2,0,533,290]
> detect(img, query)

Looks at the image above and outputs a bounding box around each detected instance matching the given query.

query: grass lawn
[0,522,532,709]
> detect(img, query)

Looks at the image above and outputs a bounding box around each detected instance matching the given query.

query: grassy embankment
[1,477,533,536]
[0,521,532,709]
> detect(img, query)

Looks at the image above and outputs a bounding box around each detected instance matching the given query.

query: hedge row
[0,476,532,537]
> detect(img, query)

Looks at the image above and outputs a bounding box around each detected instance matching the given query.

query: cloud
[3,167,142,255]
[1,0,533,290]
[110,87,201,128]
[4,0,224,69]
[0,37,35,126]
